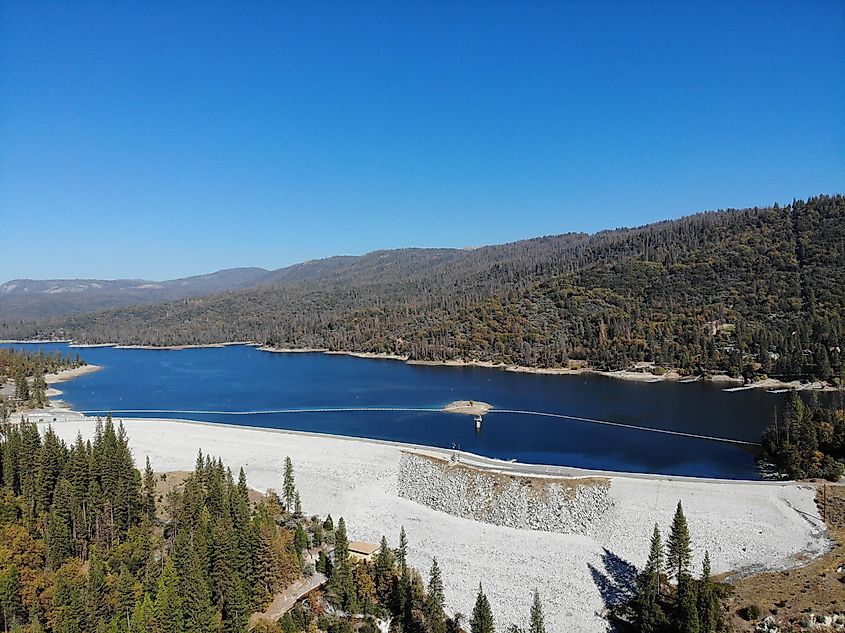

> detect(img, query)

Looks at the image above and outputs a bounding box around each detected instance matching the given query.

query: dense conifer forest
[761,393,845,481]
[2,195,843,381]
[0,417,545,633]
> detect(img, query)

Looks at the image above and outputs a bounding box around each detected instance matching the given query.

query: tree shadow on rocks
[588,547,638,608]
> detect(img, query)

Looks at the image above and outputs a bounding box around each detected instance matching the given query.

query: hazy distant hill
[2,195,843,380]
[0,267,271,321]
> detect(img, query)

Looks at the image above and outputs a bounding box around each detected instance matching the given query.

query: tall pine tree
[528,589,545,633]
[667,501,692,582]
[470,584,495,633]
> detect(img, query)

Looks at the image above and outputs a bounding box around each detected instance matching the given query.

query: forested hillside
[0,417,485,633]
[3,195,843,381]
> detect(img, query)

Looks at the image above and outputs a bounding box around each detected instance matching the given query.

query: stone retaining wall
[397,451,615,535]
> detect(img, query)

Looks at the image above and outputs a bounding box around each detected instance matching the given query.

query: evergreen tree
[294,523,309,558]
[154,559,184,633]
[86,552,110,626]
[470,584,495,633]
[255,523,284,602]
[172,530,215,633]
[316,550,328,575]
[675,575,700,633]
[130,594,156,633]
[283,457,296,511]
[635,524,667,633]
[426,558,446,633]
[114,567,137,628]
[667,501,692,581]
[696,551,718,633]
[14,377,28,403]
[142,457,156,523]
[46,479,74,568]
[0,565,23,631]
[528,590,545,633]
[329,517,357,613]
[397,526,408,572]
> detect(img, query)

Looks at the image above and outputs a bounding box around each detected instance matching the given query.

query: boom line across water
[75,406,759,446]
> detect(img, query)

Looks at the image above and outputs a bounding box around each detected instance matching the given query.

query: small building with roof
[348,541,380,563]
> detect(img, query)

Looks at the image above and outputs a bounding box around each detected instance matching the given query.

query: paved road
[248,569,327,626]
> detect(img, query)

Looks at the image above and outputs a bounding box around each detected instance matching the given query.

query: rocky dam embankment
[397,451,616,535]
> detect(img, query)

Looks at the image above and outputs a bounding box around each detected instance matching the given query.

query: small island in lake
[443,400,493,415]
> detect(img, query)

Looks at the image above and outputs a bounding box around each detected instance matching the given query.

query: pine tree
[323,514,334,531]
[0,565,23,631]
[283,457,296,511]
[397,526,408,572]
[667,501,692,582]
[294,491,302,518]
[154,559,184,633]
[528,590,545,633]
[114,567,137,627]
[426,558,446,633]
[675,574,700,633]
[697,551,718,633]
[294,523,309,558]
[470,584,495,633]
[329,517,357,613]
[255,523,284,602]
[635,524,667,633]
[86,552,110,626]
[130,594,155,633]
[46,479,74,568]
[173,530,215,633]
[142,456,156,523]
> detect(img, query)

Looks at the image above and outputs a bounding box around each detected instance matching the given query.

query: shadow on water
[588,547,638,608]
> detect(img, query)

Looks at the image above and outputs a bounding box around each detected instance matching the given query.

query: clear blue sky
[1,1,843,281]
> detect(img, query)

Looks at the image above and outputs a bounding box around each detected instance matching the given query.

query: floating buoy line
[75,406,759,447]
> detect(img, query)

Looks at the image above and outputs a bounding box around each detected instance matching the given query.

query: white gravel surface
[33,413,829,633]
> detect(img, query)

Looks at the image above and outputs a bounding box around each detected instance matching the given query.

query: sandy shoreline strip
[44,363,103,384]
[3,339,839,391]
[18,409,829,633]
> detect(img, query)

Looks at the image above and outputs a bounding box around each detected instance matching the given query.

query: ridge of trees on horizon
[0,416,548,633]
[1,195,843,382]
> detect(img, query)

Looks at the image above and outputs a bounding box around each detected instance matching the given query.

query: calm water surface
[5,343,808,479]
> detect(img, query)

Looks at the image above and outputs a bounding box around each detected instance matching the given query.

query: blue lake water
[3,342,804,479]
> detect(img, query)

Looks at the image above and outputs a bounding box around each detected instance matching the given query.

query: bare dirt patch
[724,483,845,631]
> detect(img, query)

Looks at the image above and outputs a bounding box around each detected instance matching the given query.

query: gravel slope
[34,413,828,633]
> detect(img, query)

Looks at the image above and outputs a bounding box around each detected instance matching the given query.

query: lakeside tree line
[2,196,842,382]
[0,348,85,412]
[761,392,845,481]
[0,418,548,633]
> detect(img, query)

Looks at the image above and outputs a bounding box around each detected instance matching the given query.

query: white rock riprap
[398,451,615,535]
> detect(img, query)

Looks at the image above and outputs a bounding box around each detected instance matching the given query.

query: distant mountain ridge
[2,195,843,380]
[0,267,272,320]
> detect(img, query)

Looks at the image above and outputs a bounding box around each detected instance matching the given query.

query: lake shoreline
[4,338,838,391]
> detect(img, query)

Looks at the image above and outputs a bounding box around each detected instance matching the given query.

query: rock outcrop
[398,451,615,535]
